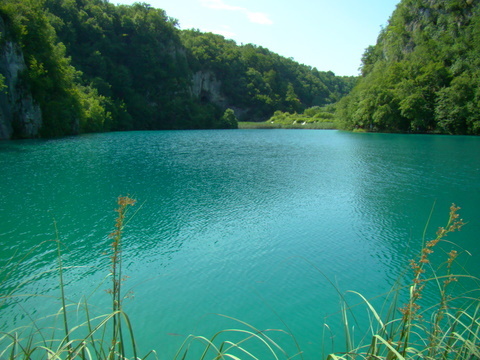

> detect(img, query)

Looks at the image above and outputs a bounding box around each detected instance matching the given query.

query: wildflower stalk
[325,204,479,360]
[108,195,136,359]
[395,204,465,358]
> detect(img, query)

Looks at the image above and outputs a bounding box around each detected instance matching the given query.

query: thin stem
[54,219,72,359]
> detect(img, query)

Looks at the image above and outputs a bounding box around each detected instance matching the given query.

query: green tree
[436,73,480,134]
[336,0,480,134]
[0,0,111,137]
[285,82,302,113]
[2,0,356,137]
[216,108,238,129]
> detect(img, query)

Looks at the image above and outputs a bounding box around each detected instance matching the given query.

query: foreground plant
[107,196,137,360]
[327,204,480,360]
[0,196,143,360]
[2,201,478,359]
[0,196,296,360]
[173,314,300,360]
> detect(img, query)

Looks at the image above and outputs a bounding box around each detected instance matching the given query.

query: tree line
[336,0,480,135]
[0,0,355,138]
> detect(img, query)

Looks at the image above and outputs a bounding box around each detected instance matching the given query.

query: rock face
[0,18,42,140]
[190,70,251,121]
[191,71,228,108]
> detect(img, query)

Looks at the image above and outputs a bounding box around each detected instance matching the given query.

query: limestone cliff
[190,70,251,120]
[0,18,42,140]
[191,71,227,107]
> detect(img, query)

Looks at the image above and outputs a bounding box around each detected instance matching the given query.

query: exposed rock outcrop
[190,70,252,121]
[191,71,228,108]
[0,17,42,140]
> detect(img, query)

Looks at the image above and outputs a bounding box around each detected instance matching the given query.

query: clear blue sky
[111,0,400,76]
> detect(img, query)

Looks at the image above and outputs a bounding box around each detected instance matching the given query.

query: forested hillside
[180,30,356,121]
[0,0,355,139]
[336,0,480,135]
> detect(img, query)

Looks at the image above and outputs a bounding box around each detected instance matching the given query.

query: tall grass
[326,204,480,360]
[0,196,296,360]
[0,196,143,360]
[107,196,137,360]
[0,200,478,359]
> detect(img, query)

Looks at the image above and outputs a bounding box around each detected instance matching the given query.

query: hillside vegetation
[336,0,480,135]
[0,0,355,138]
[3,0,480,138]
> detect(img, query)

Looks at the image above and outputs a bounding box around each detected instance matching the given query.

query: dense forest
[336,0,480,135]
[0,0,355,139]
[3,0,480,138]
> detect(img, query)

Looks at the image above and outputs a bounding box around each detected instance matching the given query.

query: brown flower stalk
[396,204,464,357]
[108,196,136,359]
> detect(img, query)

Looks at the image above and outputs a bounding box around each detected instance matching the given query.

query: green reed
[0,196,142,360]
[1,200,478,360]
[326,204,480,360]
[0,196,296,360]
[106,196,137,360]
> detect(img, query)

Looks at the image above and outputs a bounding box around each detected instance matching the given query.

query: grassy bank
[0,200,479,359]
[238,121,337,130]
[238,106,338,129]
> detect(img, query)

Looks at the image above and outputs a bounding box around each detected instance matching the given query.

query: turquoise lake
[0,129,479,359]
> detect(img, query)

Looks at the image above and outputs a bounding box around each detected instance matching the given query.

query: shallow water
[1,130,479,358]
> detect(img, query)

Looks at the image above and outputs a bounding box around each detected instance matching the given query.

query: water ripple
[0,130,479,359]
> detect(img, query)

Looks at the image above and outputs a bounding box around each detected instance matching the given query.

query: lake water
[0,130,479,359]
